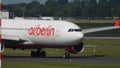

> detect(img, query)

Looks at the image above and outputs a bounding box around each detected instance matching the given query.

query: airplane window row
[68,29,82,32]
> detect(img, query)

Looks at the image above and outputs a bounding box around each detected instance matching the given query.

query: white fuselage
[1,19,84,47]
[1,18,120,57]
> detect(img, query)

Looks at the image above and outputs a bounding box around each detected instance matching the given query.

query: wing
[2,35,22,41]
[82,19,120,34]
[82,26,119,34]
[0,28,33,44]
[1,34,33,45]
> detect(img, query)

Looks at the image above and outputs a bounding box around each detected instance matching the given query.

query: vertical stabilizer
[115,19,120,26]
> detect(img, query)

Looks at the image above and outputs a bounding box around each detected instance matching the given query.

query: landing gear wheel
[31,51,36,57]
[30,49,46,58]
[41,51,46,58]
[36,50,41,57]
[63,49,70,58]
[64,53,70,58]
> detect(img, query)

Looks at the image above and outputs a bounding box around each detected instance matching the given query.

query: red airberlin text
[29,25,55,36]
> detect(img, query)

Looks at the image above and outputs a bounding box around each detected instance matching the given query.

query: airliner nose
[78,32,84,40]
[72,32,84,44]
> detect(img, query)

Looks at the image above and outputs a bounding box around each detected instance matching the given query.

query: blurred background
[1,0,120,20]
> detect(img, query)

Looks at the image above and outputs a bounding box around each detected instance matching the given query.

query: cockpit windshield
[68,29,82,32]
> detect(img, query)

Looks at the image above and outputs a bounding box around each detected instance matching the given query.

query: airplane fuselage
[1,19,120,57]
[2,19,84,49]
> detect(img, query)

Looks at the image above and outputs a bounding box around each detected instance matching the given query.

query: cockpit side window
[68,29,73,32]
[68,29,82,32]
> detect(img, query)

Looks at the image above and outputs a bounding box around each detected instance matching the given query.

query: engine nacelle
[1,42,5,52]
[68,42,84,54]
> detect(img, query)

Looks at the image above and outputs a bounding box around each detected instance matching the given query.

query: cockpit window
[68,29,82,32]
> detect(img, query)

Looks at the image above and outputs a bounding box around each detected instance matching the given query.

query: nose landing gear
[63,49,70,58]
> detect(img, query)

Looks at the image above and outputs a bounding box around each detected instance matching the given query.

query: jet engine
[1,42,5,52]
[68,42,84,54]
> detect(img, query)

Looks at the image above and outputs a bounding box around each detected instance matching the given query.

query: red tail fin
[115,19,120,26]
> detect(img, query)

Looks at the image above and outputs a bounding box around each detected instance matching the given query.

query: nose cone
[71,32,84,45]
[77,32,84,40]
[72,32,84,42]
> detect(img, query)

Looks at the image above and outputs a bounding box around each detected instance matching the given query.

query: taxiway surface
[3,55,120,64]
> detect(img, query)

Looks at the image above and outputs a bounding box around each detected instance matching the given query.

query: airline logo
[29,25,55,36]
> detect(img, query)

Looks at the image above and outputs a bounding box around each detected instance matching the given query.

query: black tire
[41,51,46,58]
[36,50,41,57]
[65,53,70,58]
[31,51,36,57]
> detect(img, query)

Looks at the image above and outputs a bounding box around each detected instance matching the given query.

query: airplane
[0,19,120,58]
